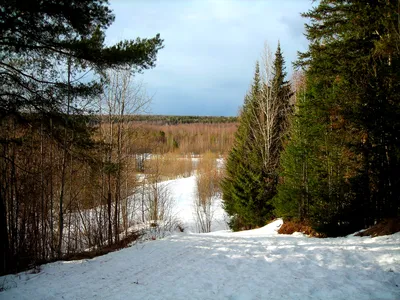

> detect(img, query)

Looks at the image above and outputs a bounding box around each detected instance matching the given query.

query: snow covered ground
[1,176,400,300]
[164,176,228,233]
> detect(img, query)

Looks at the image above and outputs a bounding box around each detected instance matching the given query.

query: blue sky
[106,0,313,116]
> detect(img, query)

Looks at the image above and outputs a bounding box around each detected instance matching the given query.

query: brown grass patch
[278,220,321,237]
[355,218,400,237]
[144,153,193,180]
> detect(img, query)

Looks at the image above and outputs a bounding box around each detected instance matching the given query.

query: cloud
[106,0,312,116]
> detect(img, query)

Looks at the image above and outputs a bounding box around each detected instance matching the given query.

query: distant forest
[106,115,238,125]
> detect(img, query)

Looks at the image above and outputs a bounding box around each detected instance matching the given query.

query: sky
[106,0,314,116]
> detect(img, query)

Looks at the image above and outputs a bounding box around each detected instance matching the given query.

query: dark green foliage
[275,74,355,233]
[103,162,121,175]
[223,48,292,230]
[222,108,274,229]
[274,88,319,222]
[0,0,163,121]
[275,0,400,236]
[172,138,179,149]
[270,43,293,165]
[222,62,264,230]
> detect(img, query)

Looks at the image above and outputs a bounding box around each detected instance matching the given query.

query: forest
[1,0,400,279]
[223,1,400,236]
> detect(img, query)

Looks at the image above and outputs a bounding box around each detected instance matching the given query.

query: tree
[0,0,163,120]
[222,62,263,230]
[0,0,163,275]
[278,0,400,235]
[222,43,292,230]
[97,70,151,244]
[194,151,221,233]
[274,73,324,223]
[271,42,293,156]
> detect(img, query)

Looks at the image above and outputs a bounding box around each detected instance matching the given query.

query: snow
[163,176,228,233]
[1,176,400,300]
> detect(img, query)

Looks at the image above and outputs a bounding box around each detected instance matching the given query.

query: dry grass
[194,152,222,233]
[356,218,400,237]
[278,220,321,237]
[144,153,193,180]
[122,122,237,155]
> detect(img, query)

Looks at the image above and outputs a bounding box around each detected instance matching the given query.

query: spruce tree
[309,0,399,230]
[276,0,400,235]
[274,84,318,222]
[222,62,266,230]
[270,42,293,168]
[222,44,292,230]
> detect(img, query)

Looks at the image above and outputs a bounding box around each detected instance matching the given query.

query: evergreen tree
[274,73,352,233]
[222,44,292,230]
[222,62,266,230]
[276,0,400,235]
[270,42,293,168]
[274,83,318,222]
[0,0,164,120]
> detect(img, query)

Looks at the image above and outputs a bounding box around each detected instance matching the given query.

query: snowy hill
[1,176,400,300]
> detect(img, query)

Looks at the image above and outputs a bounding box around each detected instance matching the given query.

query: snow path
[1,220,400,300]
[163,176,228,233]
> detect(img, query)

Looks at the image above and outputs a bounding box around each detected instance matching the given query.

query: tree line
[128,122,236,155]
[223,0,400,236]
[110,115,238,125]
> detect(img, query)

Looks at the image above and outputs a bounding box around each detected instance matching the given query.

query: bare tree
[194,152,221,233]
[58,58,72,258]
[248,43,292,174]
[98,69,151,244]
[140,153,181,238]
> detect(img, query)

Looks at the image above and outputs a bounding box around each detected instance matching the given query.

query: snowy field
[1,176,400,300]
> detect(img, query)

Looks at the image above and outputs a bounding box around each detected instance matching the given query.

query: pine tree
[0,0,164,120]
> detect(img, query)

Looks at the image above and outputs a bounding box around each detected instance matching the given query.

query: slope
[1,219,399,300]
